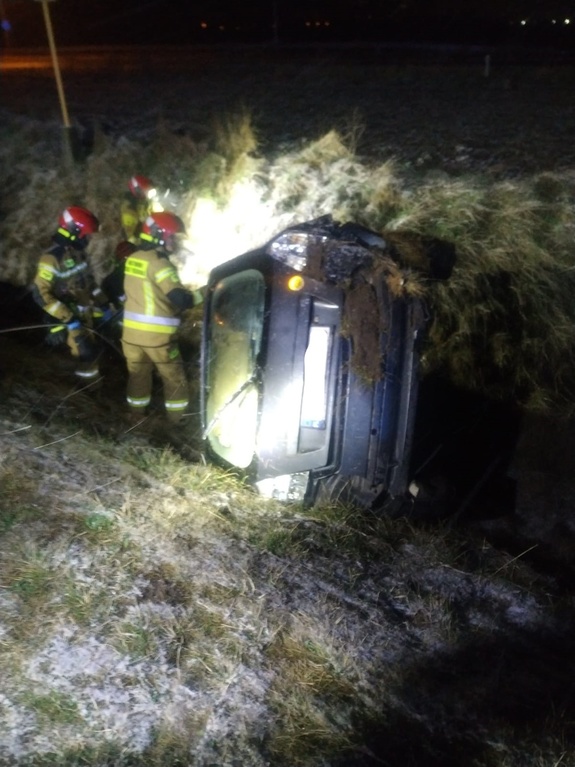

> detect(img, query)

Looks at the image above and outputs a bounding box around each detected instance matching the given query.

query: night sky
[1,0,573,47]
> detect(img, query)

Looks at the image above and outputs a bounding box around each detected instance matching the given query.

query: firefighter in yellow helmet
[121,212,200,425]
[121,175,161,245]
[33,207,113,379]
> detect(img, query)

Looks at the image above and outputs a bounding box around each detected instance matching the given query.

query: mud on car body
[199,215,458,512]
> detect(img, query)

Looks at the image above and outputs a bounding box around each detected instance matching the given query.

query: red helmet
[128,175,156,199]
[140,212,185,249]
[57,206,99,242]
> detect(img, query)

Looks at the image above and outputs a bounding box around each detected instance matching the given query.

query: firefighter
[121,211,200,426]
[121,175,161,245]
[33,206,113,380]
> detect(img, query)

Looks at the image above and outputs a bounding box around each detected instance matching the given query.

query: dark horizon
[1,0,574,49]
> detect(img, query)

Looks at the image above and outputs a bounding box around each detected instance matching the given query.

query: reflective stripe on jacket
[122,249,186,347]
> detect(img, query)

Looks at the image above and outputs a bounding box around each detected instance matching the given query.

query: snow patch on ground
[1,624,195,761]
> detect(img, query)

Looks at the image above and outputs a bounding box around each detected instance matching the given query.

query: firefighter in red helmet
[121,175,162,245]
[33,207,113,379]
[121,212,201,426]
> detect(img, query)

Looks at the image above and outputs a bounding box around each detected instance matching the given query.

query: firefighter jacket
[33,244,107,323]
[122,248,194,348]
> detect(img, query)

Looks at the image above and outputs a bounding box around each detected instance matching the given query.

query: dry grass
[3,97,575,411]
[2,55,575,766]
[1,368,574,765]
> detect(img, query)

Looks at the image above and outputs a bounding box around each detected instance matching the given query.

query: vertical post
[39,0,70,127]
[484,54,491,77]
[35,0,76,165]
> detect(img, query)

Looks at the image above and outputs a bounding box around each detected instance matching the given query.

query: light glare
[179,179,275,287]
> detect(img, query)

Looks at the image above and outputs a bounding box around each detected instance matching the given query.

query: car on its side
[199,215,452,512]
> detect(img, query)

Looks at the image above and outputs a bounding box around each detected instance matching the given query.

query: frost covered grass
[2,50,575,765]
[1,338,575,766]
[0,331,574,767]
[1,337,574,766]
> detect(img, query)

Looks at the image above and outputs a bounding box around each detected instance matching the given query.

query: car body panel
[200,216,428,509]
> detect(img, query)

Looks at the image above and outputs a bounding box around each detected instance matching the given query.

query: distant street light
[33,0,76,165]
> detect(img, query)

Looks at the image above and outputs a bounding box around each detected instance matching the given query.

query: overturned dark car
[199,215,468,512]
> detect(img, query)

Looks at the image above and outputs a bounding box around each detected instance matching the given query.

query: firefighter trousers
[121,339,189,423]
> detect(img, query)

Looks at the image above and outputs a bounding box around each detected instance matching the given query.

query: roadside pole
[34,0,76,166]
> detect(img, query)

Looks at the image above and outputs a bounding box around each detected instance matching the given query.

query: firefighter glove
[46,324,67,347]
[67,319,82,330]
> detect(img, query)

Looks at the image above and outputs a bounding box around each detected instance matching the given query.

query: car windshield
[204,269,265,468]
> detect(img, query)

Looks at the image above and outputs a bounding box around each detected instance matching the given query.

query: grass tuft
[2,62,575,767]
